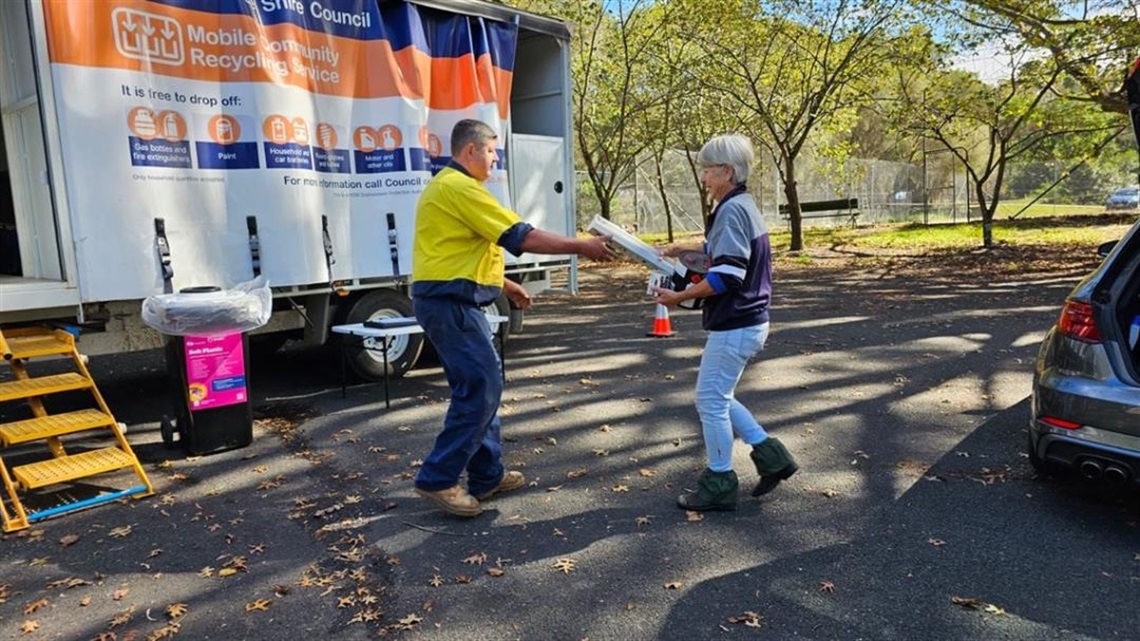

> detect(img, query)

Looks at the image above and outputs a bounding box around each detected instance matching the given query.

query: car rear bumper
[1029,428,1140,484]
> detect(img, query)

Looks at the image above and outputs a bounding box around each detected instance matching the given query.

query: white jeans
[695,323,770,472]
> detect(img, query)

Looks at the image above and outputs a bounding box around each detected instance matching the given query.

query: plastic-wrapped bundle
[141,277,272,336]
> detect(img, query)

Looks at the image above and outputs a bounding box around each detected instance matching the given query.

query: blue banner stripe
[149,0,383,39]
[148,0,517,69]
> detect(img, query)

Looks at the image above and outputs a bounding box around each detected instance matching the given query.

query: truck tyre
[343,290,423,381]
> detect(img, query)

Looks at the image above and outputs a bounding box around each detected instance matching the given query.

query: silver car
[1106,186,1139,211]
[1030,217,1140,485]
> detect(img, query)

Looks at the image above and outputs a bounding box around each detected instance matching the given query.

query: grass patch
[768,214,1135,253]
[611,213,1135,256]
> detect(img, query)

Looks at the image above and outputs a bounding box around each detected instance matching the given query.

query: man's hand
[579,235,617,261]
[503,279,533,311]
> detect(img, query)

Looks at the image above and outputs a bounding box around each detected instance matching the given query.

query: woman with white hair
[652,133,797,511]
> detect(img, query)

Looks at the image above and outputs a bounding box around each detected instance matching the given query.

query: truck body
[0,0,578,378]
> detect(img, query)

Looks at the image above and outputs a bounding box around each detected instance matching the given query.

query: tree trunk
[652,154,674,243]
[783,155,804,252]
[975,182,994,248]
[598,196,611,222]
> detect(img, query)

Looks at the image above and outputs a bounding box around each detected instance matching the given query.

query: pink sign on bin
[184,333,247,410]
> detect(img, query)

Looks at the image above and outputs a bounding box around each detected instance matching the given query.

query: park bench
[778,198,860,227]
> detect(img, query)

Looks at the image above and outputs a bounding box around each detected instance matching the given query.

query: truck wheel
[343,290,423,381]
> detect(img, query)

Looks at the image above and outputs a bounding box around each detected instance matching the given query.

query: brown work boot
[475,470,526,501]
[414,485,483,517]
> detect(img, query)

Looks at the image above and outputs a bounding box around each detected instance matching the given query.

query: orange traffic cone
[647,303,676,337]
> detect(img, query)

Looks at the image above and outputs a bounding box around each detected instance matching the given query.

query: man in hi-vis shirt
[411,119,615,517]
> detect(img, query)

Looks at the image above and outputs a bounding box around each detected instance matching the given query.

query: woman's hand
[651,285,684,307]
[659,244,700,259]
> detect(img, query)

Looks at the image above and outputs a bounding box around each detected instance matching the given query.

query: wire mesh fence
[575,149,1134,235]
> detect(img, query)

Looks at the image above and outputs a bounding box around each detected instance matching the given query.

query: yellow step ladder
[0,327,153,532]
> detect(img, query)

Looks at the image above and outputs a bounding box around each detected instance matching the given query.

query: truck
[0,0,579,380]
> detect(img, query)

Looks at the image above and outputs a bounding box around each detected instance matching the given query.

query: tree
[676,0,907,251]
[895,55,1118,246]
[953,0,1140,114]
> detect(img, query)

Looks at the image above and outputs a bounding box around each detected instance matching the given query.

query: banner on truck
[42,0,518,300]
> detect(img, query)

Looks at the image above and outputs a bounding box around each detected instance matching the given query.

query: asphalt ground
[1,248,1138,641]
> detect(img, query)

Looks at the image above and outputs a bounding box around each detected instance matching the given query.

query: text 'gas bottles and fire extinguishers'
[586,215,709,310]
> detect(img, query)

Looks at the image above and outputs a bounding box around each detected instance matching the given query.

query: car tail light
[1057,300,1101,343]
[1039,415,1081,430]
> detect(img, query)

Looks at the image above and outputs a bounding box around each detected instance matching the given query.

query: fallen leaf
[166,602,188,619]
[546,485,563,492]
[546,436,558,446]
[112,587,130,601]
[109,610,132,628]
[23,598,48,615]
[109,525,132,538]
[820,489,839,498]
[951,596,983,608]
[635,515,652,526]
[218,568,238,577]
[397,613,422,627]
[80,596,91,606]
[984,604,1007,615]
[59,534,80,547]
[598,424,612,433]
[244,599,272,612]
[462,553,487,566]
[663,581,682,589]
[819,581,835,593]
[553,558,576,574]
[19,620,39,633]
[454,575,471,584]
[638,469,657,478]
[199,567,215,578]
[147,548,164,559]
[685,511,704,522]
[612,484,629,493]
[29,558,49,566]
[593,449,609,457]
[428,575,444,587]
[567,468,588,479]
[486,568,505,577]
[149,622,182,639]
[727,611,763,627]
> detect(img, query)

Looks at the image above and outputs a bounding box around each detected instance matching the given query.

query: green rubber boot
[750,437,798,497]
[676,469,739,512]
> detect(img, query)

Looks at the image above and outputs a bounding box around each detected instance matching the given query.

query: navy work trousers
[412,296,505,496]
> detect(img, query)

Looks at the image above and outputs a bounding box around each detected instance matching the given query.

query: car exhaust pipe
[1079,460,1103,479]
[1103,466,1129,485]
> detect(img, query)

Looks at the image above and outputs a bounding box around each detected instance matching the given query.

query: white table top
[332,315,509,338]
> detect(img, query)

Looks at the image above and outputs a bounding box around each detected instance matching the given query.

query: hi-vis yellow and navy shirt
[411,163,534,305]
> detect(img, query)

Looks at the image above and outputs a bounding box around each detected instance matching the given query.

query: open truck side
[0,0,578,380]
